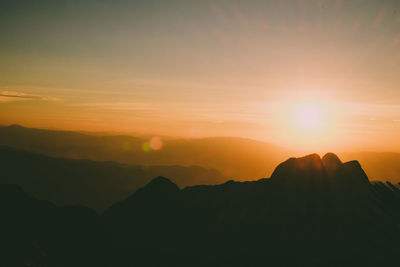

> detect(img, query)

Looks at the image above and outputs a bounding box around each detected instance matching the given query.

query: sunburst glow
[296,104,322,130]
[266,93,339,151]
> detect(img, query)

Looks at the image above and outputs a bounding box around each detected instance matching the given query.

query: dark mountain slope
[104,153,400,266]
[2,153,400,266]
[0,185,105,267]
[339,151,400,182]
[0,146,226,211]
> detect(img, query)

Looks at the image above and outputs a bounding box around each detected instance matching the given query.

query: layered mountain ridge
[2,124,400,183]
[1,153,400,266]
[0,145,226,211]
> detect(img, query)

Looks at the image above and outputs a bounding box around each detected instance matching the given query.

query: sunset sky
[1,0,400,152]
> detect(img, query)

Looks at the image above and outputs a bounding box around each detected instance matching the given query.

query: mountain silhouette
[0,146,226,211]
[102,153,400,266]
[322,152,342,170]
[1,153,400,266]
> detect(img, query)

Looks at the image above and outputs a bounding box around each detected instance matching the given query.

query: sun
[293,102,324,131]
[269,92,338,150]
[297,104,321,130]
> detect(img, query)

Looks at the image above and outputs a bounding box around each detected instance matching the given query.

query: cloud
[70,102,157,111]
[0,91,60,102]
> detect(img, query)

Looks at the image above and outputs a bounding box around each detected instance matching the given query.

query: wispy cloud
[0,91,60,102]
[70,102,158,111]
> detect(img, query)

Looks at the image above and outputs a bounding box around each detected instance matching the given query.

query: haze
[1,0,400,152]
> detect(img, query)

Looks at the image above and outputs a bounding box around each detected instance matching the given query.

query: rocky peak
[270,154,325,183]
[322,152,342,171]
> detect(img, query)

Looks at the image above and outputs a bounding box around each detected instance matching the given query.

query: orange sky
[1,0,400,152]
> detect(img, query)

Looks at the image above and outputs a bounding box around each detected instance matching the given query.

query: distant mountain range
[1,124,400,182]
[0,124,290,179]
[0,146,226,211]
[1,153,399,266]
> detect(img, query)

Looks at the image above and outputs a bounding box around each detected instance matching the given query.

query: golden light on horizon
[1,0,400,152]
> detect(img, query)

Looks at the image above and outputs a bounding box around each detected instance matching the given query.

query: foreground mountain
[0,146,226,211]
[102,153,400,266]
[2,153,400,266]
[0,184,105,267]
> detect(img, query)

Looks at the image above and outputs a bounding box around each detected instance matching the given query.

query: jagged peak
[299,153,322,164]
[303,153,322,160]
[287,153,322,166]
[341,160,370,185]
[270,153,324,180]
[104,176,179,215]
[343,160,362,169]
[144,176,180,192]
[322,152,342,171]
[322,152,342,163]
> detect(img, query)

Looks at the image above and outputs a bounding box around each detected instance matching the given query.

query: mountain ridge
[1,124,400,182]
[0,124,292,179]
[101,153,400,266]
[0,146,227,211]
[2,152,400,266]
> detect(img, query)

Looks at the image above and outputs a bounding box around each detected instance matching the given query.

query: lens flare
[150,136,163,150]
[142,137,163,152]
[141,142,151,152]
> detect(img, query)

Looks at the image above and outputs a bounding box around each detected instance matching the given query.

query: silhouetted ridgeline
[0,146,227,211]
[1,153,400,266]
